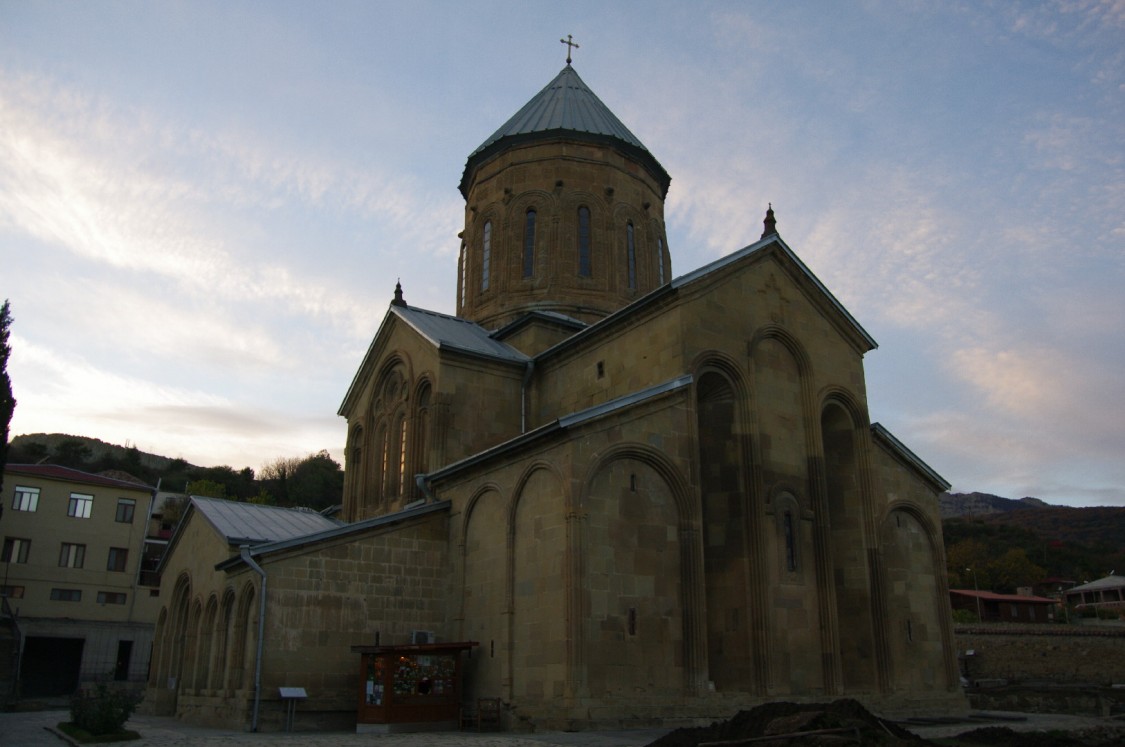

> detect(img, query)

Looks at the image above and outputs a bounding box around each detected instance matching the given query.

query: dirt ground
[642,699,1125,747]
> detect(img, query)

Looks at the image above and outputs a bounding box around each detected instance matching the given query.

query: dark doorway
[114,640,133,681]
[21,636,84,696]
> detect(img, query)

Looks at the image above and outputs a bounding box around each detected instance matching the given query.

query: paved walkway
[0,710,670,747]
[1,708,1119,747]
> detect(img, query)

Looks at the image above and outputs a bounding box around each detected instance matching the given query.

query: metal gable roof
[1068,575,1125,593]
[392,305,528,364]
[190,495,341,545]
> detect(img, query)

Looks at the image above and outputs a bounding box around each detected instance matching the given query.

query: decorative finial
[392,279,407,307]
[761,202,777,239]
[560,34,579,65]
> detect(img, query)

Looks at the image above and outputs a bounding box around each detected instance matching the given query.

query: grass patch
[56,721,141,743]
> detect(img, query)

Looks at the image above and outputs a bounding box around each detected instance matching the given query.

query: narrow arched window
[626,221,637,290]
[523,209,536,278]
[657,237,665,285]
[397,415,408,496]
[578,206,592,277]
[458,242,466,312]
[481,221,492,291]
[378,425,389,496]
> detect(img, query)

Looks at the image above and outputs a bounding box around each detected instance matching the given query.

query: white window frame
[68,493,93,519]
[12,486,39,512]
[59,542,86,569]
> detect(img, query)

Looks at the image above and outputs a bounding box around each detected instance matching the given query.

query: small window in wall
[12,486,39,512]
[107,547,129,572]
[59,542,86,569]
[657,237,665,285]
[115,498,136,523]
[97,591,127,605]
[578,206,592,277]
[1,537,30,564]
[68,493,93,519]
[783,511,797,572]
[626,221,637,290]
[50,588,82,602]
[0,586,25,599]
[481,221,492,291]
[523,209,536,278]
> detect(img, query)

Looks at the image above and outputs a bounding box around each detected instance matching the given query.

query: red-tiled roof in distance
[950,589,1056,604]
[4,463,154,491]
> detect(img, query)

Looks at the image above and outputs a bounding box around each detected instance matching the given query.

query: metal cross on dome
[560,34,579,65]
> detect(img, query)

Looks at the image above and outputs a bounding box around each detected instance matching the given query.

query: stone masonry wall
[955,624,1125,685]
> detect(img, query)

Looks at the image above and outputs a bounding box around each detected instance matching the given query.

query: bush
[69,683,140,736]
[952,608,979,624]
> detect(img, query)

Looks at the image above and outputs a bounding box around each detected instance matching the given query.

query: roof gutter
[240,546,268,732]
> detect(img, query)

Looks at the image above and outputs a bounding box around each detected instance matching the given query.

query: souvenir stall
[350,641,477,733]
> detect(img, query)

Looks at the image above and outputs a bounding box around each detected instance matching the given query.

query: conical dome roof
[460,66,670,197]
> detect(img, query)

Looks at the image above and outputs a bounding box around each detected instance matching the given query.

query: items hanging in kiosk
[351,641,477,731]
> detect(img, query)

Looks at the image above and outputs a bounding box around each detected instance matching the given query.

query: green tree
[989,547,1045,594]
[15,440,48,464]
[946,538,991,589]
[258,455,303,505]
[193,464,256,501]
[0,300,14,496]
[185,478,226,499]
[54,437,93,468]
[289,450,344,510]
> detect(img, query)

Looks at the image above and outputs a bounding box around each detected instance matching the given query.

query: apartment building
[1,464,160,699]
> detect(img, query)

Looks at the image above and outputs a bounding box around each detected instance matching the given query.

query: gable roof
[670,234,878,351]
[338,302,528,416]
[950,589,1056,604]
[215,499,450,571]
[871,423,951,492]
[393,305,528,363]
[1067,575,1125,593]
[4,463,154,491]
[460,65,670,198]
[536,233,878,364]
[188,495,342,545]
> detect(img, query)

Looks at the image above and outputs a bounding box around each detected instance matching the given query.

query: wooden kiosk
[350,641,477,733]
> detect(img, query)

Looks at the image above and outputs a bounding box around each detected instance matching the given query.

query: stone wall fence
[953,623,1125,716]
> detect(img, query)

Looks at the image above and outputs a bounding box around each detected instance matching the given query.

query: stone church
[144,63,964,731]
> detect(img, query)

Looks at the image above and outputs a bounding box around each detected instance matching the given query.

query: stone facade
[143,63,964,732]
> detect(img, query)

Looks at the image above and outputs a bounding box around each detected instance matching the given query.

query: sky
[1,1,1122,507]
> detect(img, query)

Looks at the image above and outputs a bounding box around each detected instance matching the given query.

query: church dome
[456,65,673,329]
[459,65,670,199]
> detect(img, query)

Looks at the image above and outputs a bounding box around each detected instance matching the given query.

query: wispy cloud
[0,70,459,331]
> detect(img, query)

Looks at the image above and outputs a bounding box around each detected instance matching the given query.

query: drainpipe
[240,546,267,732]
[415,473,438,504]
[520,359,535,433]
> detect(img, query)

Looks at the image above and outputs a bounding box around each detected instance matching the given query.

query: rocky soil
[642,699,1125,747]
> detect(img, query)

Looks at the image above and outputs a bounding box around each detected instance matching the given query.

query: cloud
[8,334,344,469]
[0,70,459,333]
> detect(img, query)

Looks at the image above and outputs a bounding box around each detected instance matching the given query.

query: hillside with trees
[942,492,1125,594]
[7,433,343,511]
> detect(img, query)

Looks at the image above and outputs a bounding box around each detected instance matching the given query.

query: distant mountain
[941,492,1125,583]
[940,491,1050,519]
